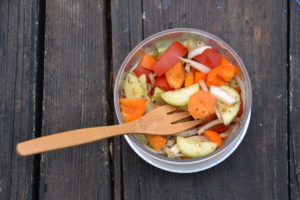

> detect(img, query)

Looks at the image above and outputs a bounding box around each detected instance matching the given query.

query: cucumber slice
[134,134,148,144]
[176,136,217,157]
[124,72,146,98]
[152,87,166,105]
[216,85,241,125]
[161,84,199,106]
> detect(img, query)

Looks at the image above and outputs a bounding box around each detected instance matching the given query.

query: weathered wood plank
[110,1,143,199]
[289,0,300,199]
[39,1,111,199]
[111,0,289,199]
[0,0,40,199]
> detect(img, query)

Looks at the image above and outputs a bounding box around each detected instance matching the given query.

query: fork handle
[16,122,137,156]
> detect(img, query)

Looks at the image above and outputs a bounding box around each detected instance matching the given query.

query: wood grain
[289,0,300,199]
[0,0,40,199]
[39,1,111,199]
[111,0,289,199]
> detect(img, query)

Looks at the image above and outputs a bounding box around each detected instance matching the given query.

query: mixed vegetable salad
[119,38,245,159]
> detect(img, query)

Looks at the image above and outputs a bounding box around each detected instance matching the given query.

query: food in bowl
[119,37,245,159]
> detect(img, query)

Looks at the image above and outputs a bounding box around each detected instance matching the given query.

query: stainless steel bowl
[113,28,252,173]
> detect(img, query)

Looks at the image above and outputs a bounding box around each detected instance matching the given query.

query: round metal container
[113,28,252,173]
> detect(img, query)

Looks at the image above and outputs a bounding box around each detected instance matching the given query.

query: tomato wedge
[119,98,146,122]
[154,75,173,91]
[194,48,221,69]
[133,65,152,83]
[152,41,188,76]
[210,124,229,133]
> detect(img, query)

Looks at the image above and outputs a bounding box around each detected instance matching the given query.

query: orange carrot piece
[206,57,237,86]
[203,130,223,148]
[119,98,146,122]
[146,135,167,150]
[139,53,157,70]
[188,91,215,119]
[194,72,207,83]
[165,62,185,89]
[184,72,194,87]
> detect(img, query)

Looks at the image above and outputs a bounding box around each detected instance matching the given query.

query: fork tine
[171,120,202,133]
[169,112,191,122]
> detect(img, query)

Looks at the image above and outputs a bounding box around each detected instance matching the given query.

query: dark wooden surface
[0,0,298,200]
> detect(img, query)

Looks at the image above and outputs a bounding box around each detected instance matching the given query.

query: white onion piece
[170,144,180,155]
[176,127,198,136]
[198,119,222,135]
[214,105,223,122]
[219,132,229,138]
[234,75,246,110]
[199,80,208,92]
[185,64,191,74]
[210,86,237,105]
[148,73,156,88]
[178,57,211,74]
[163,146,176,158]
[188,46,212,59]
[187,135,209,142]
[166,137,176,147]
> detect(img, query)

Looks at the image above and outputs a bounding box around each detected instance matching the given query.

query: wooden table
[1,0,299,199]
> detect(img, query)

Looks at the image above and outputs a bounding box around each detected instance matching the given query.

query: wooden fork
[16,105,201,156]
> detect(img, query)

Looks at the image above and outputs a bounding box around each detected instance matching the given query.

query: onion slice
[210,86,237,105]
[214,105,223,122]
[199,80,208,92]
[198,119,222,135]
[185,64,191,74]
[187,135,209,142]
[178,57,211,74]
[188,46,212,59]
[234,75,246,110]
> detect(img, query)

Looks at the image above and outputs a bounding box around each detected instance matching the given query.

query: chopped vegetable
[210,86,237,105]
[154,75,173,91]
[120,98,146,122]
[124,72,146,98]
[194,72,207,83]
[161,84,199,106]
[133,65,152,83]
[216,86,241,125]
[152,41,188,76]
[188,46,212,59]
[184,72,195,87]
[165,62,185,89]
[152,87,166,105]
[210,123,229,133]
[199,80,209,92]
[203,130,223,148]
[178,57,211,74]
[188,91,215,119]
[198,119,222,135]
[194,48,222,69]
[139,53,157,70]
[206,57,237,85]
[176,136,218,157]
[146,135,167,150]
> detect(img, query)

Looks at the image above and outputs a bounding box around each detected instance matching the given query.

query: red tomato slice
[133,65,152,83]
[154,75,173,91]
[194,48,221,69]
[210,124,229,133]
[152,41,188,76]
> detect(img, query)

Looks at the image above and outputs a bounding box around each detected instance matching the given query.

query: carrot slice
[188,91,215,119]
[184,72,194,87]
[165,62,185,89]
[139,53,157,70]
[119,98,146,122]
[203,130,223,148]
[146,135,167,150]
[194,72,207,83]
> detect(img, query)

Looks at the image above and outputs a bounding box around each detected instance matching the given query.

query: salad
[119,38,245,159]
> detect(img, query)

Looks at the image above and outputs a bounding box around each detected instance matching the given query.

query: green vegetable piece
[152,87,166,105]
[176,136,218,157]
[161,84,199,106]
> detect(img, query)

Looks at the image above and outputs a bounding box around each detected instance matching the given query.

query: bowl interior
[113,28,252,164]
